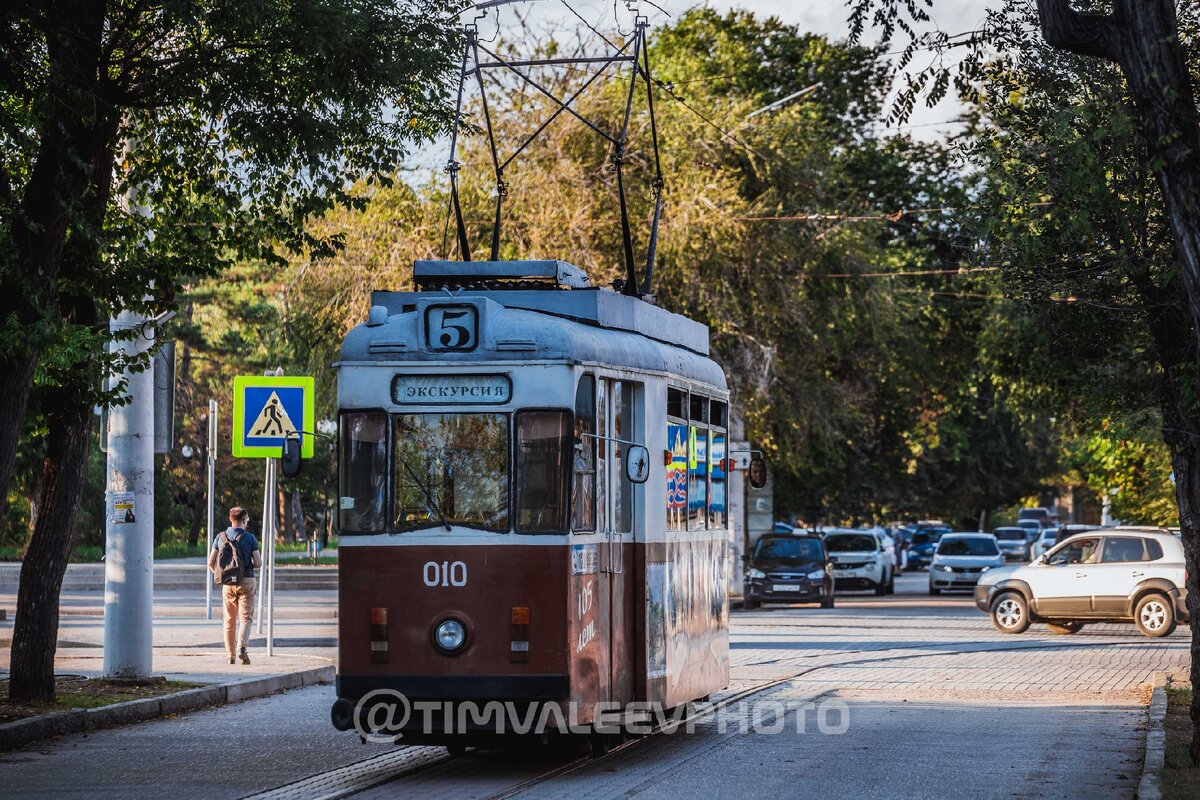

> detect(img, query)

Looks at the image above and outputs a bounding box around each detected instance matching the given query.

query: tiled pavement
[2,575,1189,799]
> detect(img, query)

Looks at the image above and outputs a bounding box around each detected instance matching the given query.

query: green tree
[286,9,1057,528]
[2,0,461,704]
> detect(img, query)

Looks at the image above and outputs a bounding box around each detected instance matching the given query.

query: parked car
[975,529,1189,637]
[1018,507,1055,526]
[825,531,894,595]
[992,526,1031,561]
[905,525,950,571]
[1029,523,1093,560]
[743,533,834,609]
[929,533,1006,594]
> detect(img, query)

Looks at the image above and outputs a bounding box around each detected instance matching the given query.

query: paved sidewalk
[0,588,337,685]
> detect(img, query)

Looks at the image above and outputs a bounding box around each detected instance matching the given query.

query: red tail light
[370,607,389,663]
[510,606,530,663]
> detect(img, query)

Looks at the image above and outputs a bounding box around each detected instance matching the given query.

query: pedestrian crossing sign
[232,376,315,459]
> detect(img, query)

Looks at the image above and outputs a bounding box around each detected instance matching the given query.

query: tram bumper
[333,674,571,735]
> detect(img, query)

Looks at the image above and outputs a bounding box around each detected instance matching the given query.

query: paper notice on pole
[110,491,136,524]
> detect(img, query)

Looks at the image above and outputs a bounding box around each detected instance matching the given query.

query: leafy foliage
[284,9,1057,526]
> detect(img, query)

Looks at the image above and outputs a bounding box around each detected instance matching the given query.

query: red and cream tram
[329,258,741,743]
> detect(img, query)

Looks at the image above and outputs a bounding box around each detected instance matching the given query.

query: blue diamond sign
[232,376,315,459]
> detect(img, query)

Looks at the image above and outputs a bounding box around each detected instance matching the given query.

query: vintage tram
[328,258,742,743]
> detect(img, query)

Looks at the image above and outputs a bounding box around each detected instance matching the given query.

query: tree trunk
[0,354,41,528]
[291,491,307,542]
[277,487,290,542]
[8,402,94,704]
[0,0,108,522]
[1038,0,1200,763]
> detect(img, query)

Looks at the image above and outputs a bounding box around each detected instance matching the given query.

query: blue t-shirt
[214,527,260,578]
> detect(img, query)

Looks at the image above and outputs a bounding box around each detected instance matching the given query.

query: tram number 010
[423,560,467,587]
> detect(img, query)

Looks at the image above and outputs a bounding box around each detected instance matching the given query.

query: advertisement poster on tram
[667,424,688,529]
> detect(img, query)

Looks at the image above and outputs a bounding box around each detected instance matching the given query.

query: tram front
[328,259,726,744]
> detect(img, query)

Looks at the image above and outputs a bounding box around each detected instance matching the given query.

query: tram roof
[340,262,725,388]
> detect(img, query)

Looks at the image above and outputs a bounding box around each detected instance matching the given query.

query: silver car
[929,533,1006,595]
[992,526,1030,561]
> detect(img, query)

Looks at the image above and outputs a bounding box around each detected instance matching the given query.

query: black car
[743,534,834,609]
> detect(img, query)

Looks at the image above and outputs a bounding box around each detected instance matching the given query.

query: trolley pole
[204,399,218,619]
[103,308,157,679]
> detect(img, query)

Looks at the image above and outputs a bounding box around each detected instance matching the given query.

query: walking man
[208,506,262,665]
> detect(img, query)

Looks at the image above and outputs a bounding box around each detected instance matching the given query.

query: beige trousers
[222,577,257,658]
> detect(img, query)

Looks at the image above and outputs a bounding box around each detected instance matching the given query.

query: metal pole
[103,311,157,678]
[205,400,218,619]
[266,457,277,657]
[255,457,269,633]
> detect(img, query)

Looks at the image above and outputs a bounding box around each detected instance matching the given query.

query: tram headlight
[434,619,467,653]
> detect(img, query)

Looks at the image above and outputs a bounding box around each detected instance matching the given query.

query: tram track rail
[242,633,1179,800]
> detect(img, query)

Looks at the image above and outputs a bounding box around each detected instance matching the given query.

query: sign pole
[267,457,277,657]
[256,456,269,634]
[205,400,218,619]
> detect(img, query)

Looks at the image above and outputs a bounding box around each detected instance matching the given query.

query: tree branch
[1036,0,1120,61]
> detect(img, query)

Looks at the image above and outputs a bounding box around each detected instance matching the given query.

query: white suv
[824,530,894,595]
[974,530,1188,637]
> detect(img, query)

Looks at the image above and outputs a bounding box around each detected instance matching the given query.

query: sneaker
[228,657,235,665]
[239,648,251,665]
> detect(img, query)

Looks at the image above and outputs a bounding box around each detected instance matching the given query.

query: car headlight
[933,564,953,572]
[434,619,466,653]
[980,566,990,572]
[807,569,825,580]
[747,568,766,579]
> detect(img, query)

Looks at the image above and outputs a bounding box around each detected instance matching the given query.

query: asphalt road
[0,573,1185,800]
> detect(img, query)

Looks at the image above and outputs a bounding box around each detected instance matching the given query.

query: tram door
[598,379,638,704]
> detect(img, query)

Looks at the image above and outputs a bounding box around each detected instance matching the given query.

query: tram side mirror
[626,444,651,484]
[748,456,768,489]
[281,436,303,478]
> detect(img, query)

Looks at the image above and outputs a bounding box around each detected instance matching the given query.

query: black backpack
[216,529,247,586]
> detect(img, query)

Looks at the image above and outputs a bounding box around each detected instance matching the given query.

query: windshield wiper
[396,452,451,532]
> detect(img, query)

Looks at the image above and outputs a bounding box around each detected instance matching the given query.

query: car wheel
[874,577,888,596]
[991,592,1030,634]
[886,573,896,595]
[1135,593,1176,638]
[743,599,760,610]
[820,596,834,609]
[1046,622,1083,634]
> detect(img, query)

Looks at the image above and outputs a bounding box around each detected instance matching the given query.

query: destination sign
[392,374,511,405]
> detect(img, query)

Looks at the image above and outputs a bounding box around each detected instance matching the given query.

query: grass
[1162,684,1199,800]
[0,538,339,562]
[0,676,202,723]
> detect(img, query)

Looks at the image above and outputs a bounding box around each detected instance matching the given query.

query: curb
[0,664,334,752]
[1138,671,1169,800]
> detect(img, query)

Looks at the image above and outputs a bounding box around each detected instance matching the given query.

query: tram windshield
[393,414,509,531]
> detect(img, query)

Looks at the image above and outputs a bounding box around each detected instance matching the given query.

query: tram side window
[339,412,388,534]
[572,375,596,531]
[516,411,571,533]
[668,388,687,420]
[688,423,708,530]
[611,380,635,533]
[667,388,688,532]
[710,428,727,529]
[596,379,608,534]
